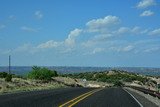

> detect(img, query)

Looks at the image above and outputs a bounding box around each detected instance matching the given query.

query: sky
[0,0,160,67]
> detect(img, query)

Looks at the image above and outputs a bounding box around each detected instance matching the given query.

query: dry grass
[0,78,67,94]
[0,76,108,94]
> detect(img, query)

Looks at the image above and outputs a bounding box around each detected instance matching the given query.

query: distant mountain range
[0,66,160,76]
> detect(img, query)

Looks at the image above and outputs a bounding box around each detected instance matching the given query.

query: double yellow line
[59,88,102,107]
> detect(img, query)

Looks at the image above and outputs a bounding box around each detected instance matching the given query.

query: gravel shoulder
[125,87,160,107]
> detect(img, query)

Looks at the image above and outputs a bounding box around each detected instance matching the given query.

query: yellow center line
[68,88,102,107]
[59,89,96,107]
[59,88,103,107]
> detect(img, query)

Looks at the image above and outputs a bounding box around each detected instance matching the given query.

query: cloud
[141,29,149,34]
[82,26,147,48]
[144,47,160,52]
[8,15,160,56]
[37,40,62,49]
[82,40,96,47]
[17,15,149,54]
[35,11,43,19]
[9,42,60,54]
[9,29,81,54]
[131,26,141,33]
[13,42,61,54]
[18,29,82,52]
[115,26,143,34]
[0,25,6,30]
[149,28,160,35]
[83,48,105,55]
[82,34,114,48]
[122,45,135,52]
[21,26,39,32]
[115,26,149,35]
[92,48,105,54]
[65,28,82,46]
[110,45,134,52]
[86,15,120,32]
[93,34,113,41]
[136,0,156,9]
[140,10,154,17]
[115,27,130,34]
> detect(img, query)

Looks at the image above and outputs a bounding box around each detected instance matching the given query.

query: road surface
[0,87,157,107]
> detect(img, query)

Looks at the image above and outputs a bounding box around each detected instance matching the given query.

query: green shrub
[0,72,8,78]
[113,81,124,87]
[5,74,12,82]
[27,66,58,81]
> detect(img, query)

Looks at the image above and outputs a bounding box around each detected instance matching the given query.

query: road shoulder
[125,87,159,107]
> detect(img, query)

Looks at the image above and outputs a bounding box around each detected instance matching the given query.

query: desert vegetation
[0,72,12,82]
[0,67,159,94]
[0,66,65,94]
[27,66,58,81]
[62,70,158,87]
[63,70,148,83]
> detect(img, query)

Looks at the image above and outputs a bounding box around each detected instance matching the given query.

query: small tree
[27,66,58,81]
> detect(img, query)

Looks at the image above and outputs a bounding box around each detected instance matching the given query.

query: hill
[62,70,160,90]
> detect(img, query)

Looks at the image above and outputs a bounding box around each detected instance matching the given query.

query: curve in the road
[0,87,157,107]
[73,87,142,107]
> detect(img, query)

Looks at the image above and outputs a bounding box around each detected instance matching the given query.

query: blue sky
[0,0,160,67]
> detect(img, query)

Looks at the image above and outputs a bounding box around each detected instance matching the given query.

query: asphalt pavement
[0,88,93,107]
[0,87,158,107]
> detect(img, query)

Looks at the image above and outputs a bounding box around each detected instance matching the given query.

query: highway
[0,87,157,107]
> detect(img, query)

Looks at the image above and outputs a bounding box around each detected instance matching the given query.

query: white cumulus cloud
[86,15,120,32]
[136,0,156,9]
[65,28,82,46]
[140,10,154,17]
[115,27,130,34]
[9,15,160,55]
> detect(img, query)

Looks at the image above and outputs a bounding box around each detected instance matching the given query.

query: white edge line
[123,88,143,107]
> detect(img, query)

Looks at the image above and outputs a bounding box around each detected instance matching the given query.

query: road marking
[68,88,102,107]
[59,88,102,107]
[123,88,143,107]
[59,89,96,107]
